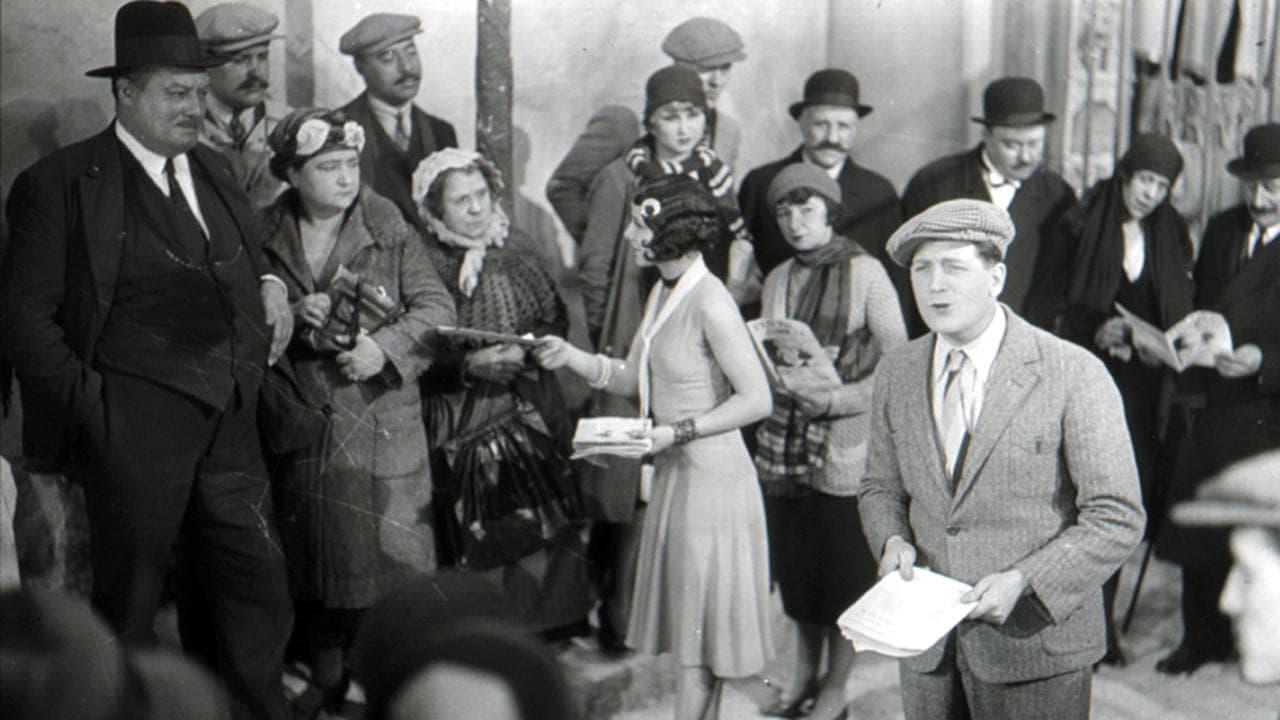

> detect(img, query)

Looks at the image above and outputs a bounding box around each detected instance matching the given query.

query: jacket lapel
[261,195,316,294]
[1214,220,1280,311]
[951,310,1041,507]
[906,336,951,495]
[79,127,128,324]
[962,147,993,202]
[325,194,379,277]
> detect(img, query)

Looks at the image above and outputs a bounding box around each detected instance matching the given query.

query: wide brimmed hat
[86,1,226,78]
[789,69,873,119]
[1226,124,1280,181]
[971,77,1056,127]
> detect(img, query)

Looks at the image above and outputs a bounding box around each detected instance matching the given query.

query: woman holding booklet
[751,164,907,720]
[534,174,773,720]
[1031,132,1194,665]
[411,148,591,637]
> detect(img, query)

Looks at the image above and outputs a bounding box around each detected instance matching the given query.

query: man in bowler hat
[195,2,289,209]
[738,68,907,316]
[544,16,747,244]
[860,199,1144,719]
[337,13,458,227]
[0,3,294,718]
[902,77,1076,335]
[1155,123,1280,675]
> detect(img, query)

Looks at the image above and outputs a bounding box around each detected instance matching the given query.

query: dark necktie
[164,157,206,240]
[1242,223,1266,265]
[227,111,246,146]
[393,111,411,152]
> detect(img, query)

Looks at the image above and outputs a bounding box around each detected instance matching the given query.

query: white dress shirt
[980,150,1020,211]
[1246,220,1280,259]
[931,305,1008,433]
[115,121,209,236]
[367,93,412,145]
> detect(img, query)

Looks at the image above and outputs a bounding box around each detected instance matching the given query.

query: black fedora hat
[971,77,1056,127]
[789,69,873,119]
[1226,123,1280,180]
[86,1,226,78]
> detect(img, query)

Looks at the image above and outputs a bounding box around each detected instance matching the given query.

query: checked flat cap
[886,198,1015,267]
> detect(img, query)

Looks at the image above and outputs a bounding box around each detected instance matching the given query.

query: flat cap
[340,13,421,57]
[662,17,745,67]
[1172,450,1280,528]
[767,163,842,209]
[196,3,281,53]
[886,199,1014,267]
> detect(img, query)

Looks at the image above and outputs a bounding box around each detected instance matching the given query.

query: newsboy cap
[766,163,842,209]
[196,3,281,54]
[886,199,1015,267]
[340,13,422,57]
[1172,450,1280,529]
[662,17,745,67]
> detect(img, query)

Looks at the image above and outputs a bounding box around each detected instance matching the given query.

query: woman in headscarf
[535,174,773,720]
[1040,132,1193,665]
[412,148,592,639]
[576,65,759,649]
[260,108,456,714]
[753,165,907,719]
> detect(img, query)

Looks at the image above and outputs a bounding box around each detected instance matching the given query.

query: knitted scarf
[426,206,511,298]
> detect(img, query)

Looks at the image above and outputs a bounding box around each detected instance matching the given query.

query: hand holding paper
[838,567,977,657]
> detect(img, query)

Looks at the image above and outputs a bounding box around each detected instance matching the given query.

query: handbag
[301,265,404,353]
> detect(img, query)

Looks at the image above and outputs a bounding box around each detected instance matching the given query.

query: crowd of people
[0,2,1277,720]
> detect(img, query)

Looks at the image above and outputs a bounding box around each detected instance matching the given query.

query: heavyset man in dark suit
[0,3,294,718]
[1157,123,1280,675]
[860,199,1144,719]
[902,77,1076,335]
[738,68,906,314]
[338,13,458,228]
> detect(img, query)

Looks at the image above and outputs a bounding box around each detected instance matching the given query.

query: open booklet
[1114,303,1234,372]
[570,417,652,460]
[837,567,976,658]
[746,318,841,392]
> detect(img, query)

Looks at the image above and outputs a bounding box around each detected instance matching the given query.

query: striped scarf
[624,137,749,245]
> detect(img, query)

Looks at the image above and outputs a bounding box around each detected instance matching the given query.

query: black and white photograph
[1,1,1278,718]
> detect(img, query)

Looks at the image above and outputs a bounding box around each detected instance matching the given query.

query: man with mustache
[545,16,746,245]
[1155,123,1280,675]
[738,68,907,317]
[338,13,458,227]
[0,3,294,718]
[195,2,288,209]
[903,77,1075,336]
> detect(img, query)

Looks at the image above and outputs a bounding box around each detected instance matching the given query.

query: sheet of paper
[571,417,653,459]
[837,567,976,658]
[1115,303,1181,370]
[1167,310,1233,369]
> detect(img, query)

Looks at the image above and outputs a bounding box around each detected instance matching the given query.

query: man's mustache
[395,74,420,85]
[238,77,269,91]
[812,141,847,153]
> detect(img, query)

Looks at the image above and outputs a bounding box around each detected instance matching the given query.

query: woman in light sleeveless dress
[535,174,773,720]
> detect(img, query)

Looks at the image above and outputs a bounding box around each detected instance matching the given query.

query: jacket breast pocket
[372,400,428,479]
[1007,423,1062,498]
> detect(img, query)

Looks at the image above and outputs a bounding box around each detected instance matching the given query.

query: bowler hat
[789,69,873,120]
[971,77,1056,127]
[1226,124,1280,181]
[86,1,226,78]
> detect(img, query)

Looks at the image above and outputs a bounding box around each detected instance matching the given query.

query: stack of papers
[837,567,976,658]
[571,417,653,459]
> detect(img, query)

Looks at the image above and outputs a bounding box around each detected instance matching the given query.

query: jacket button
[945,526,961,536]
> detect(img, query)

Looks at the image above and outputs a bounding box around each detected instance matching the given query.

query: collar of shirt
[932,304,1007,395]
[114,121,209,235]
[802,151,846,180]
[1256,220,1280,247]
[979,149,1021,189]
[205,93,255,133]
[367,93,412,138]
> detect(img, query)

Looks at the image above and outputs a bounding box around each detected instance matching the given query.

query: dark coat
[902,145,1076,329]
[339,92,458,228]
[0,125,271,470]
[739,148,903,278]
[1158,205,1280,568]
[261,187,456,606]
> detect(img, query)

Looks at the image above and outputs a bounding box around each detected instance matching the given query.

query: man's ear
[990,261,1007,298]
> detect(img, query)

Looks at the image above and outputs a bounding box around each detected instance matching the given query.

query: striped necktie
[939,349,974,482]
